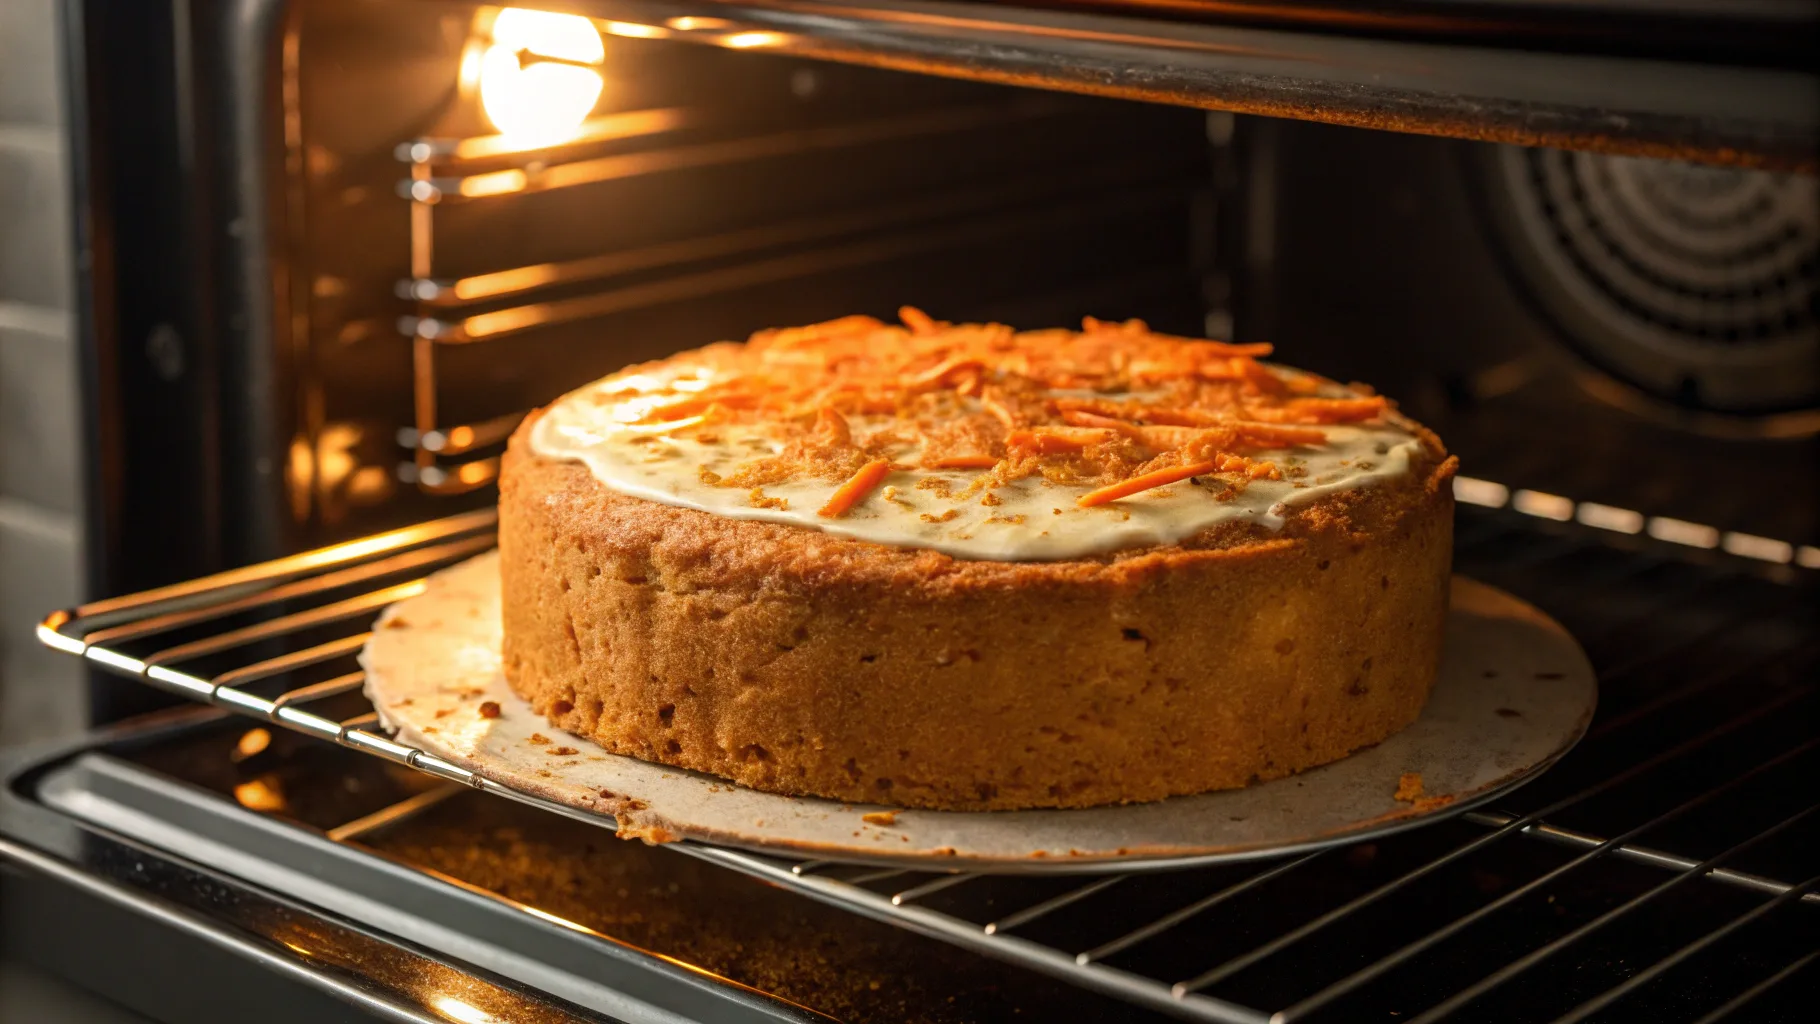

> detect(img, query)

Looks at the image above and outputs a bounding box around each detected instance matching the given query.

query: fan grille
[1492,147,1818,414]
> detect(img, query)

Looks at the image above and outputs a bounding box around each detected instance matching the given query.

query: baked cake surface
[500,312,1456,810]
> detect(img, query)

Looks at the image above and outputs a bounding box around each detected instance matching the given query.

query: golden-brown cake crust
[499,420,1457,811]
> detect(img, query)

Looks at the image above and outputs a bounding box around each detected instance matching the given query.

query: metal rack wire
[37,484,1819,1023]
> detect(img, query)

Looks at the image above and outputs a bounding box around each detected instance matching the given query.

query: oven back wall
[0,0,85,747]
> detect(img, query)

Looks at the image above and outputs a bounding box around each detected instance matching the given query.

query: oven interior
[9,1,1818,1022]
[11,499,1816,1023]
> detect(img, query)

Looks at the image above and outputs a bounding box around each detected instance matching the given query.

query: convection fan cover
[1486,146,1818,416]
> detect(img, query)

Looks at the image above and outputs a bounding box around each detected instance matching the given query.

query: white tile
[1,309,80,513]
[0,137,72,310]
[0,0,64,127]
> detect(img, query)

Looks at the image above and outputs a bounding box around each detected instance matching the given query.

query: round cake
[499,311,1457,811]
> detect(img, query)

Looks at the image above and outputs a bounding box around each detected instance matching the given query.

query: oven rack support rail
[34,497,1819,1023]
[386,95,1190,496]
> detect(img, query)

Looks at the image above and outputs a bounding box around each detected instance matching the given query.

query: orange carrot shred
[1077,461,1217,507]
[1008,427,1113,455]
[981,394,1019,430]
[907,355,983,388]
[818,458,892,518]
[1233,423,1327,447]
[1137,406,1226,427]
[899,306,937,335]
[1061,410,1145,438]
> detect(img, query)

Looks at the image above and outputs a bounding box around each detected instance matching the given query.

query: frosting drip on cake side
[528,368,1425,562]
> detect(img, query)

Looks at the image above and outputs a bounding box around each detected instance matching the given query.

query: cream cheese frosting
[528,368,1425,561]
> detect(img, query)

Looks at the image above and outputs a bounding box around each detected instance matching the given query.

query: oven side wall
[0,0,85,746]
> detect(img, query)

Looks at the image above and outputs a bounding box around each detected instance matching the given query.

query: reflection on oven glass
[231,727,273,762]
[232,776,287,813]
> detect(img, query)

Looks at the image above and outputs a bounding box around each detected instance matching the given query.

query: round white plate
[363,551,1595,873]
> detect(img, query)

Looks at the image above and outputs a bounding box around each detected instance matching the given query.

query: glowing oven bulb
[479,8,605,146]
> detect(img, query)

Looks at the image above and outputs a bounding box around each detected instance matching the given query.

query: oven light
[430,995,498,1024]
[479,9,606,147]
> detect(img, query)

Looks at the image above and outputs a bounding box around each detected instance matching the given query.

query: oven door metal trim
[0,718,827,1024]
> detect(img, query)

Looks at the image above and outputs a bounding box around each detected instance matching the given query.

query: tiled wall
[1,0,85,746]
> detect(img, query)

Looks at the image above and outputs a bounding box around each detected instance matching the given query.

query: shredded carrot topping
[596,311,1396,508]
[1061,410,1147,439]
[1006,428,1114,455]
[818,457,893,518]
[1078,461,1219,508]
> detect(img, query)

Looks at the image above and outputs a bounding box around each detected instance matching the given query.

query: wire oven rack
[36,485,1820,1023]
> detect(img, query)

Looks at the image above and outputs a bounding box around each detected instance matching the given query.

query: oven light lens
[479,9,605,147]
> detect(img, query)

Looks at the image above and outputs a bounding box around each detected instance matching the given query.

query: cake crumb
[528,733,550,745]
[477,701,501,719]
[697,466,722,485]
[1394,772,1424,803]
[550,746,579,756]
[862,810,899,826]
[919,509,959,523]
[748,488,788,510]
[980,492,1002,506]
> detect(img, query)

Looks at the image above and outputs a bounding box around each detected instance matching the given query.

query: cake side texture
[500,424,1455,810]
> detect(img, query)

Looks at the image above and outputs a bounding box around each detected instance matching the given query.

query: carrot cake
[498,311,1457,810]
